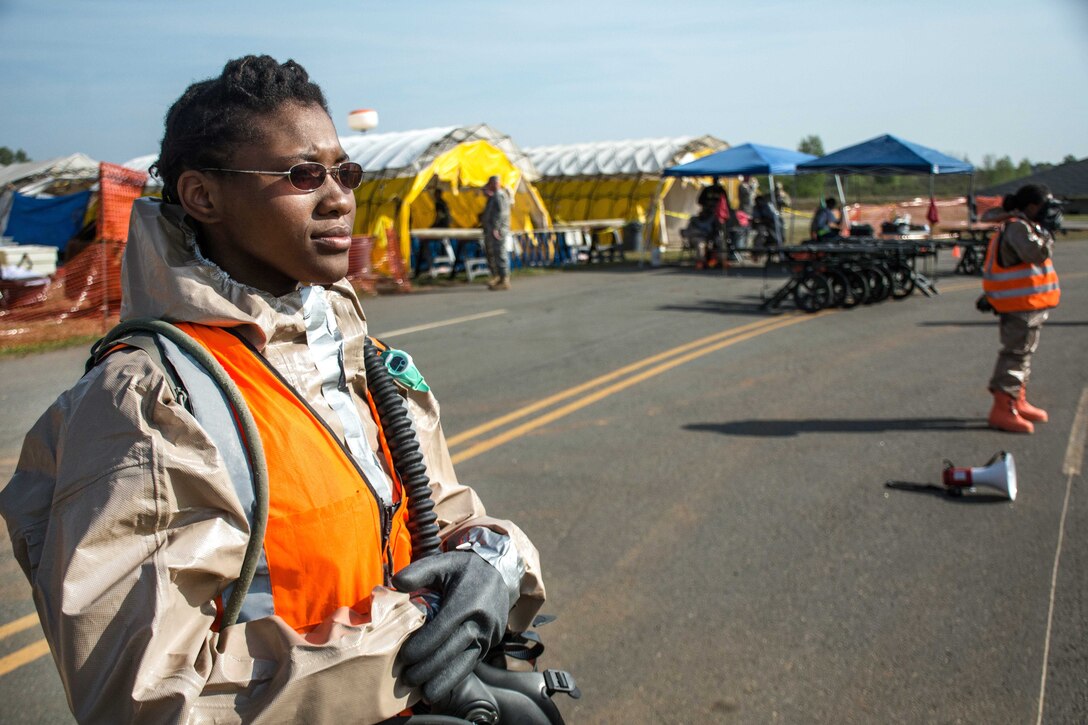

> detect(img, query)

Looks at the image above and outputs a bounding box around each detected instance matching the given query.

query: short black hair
[1009,183,1050,211]
[153,55,329,203]
[825,197,838,208]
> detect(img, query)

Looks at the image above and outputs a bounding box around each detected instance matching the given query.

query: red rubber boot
[989,391,1034,434]
[1016,388,1049,424]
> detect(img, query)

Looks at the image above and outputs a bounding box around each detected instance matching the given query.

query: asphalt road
[0,240,1085,724]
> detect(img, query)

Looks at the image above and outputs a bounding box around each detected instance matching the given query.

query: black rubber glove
[393,551,511,702]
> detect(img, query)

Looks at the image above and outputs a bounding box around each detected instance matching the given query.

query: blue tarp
[796,134,973,176]
[4,190,91,251]
[664,143,817,177]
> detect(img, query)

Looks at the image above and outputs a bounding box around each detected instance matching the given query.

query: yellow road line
[446,315,798,448]
[0,613,38,641]
[452,261,1023,460]
[453,257,1056,457]
[451,313,821,464]
[0,639,50,677]
[937,280,983,294]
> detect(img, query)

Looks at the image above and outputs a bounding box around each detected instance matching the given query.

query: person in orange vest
[0,56,544,723]
[980,184,1061,433]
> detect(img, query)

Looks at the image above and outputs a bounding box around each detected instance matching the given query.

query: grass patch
[0,333,100,358]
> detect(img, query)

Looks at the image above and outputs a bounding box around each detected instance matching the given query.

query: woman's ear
[176,170,223,224]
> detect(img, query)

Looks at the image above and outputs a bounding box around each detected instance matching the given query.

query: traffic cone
[988,391,1034,434]
[1016,388,1049,423]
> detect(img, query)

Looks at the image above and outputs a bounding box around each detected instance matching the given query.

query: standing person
[697,177,728,220]
[430,187,464,280]
[981,183,1061,433]
[735,176,759,252]
[751,194,783,257]
[738,175,759,217]
[774,180,791,211]
[481,175,512,290]
[691,177,729,267]
[0,56,544,723]
[407,191,436,278]
[432,187,451,229]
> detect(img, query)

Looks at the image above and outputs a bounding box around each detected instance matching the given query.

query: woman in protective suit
[0,56,544,723]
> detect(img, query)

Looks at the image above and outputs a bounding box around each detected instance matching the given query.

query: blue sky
[1,0,1085,167]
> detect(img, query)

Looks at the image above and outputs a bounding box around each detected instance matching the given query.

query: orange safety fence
[99,163,148,242]
[0,241,125,347]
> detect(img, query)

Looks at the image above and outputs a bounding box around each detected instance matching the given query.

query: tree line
[0,146,31,165]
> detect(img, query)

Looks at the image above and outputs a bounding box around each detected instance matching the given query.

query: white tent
[525,135,727,246]
[527,136,722,177]
[341,124,540,181]
[0,152,99,192]
[123,154,159,185]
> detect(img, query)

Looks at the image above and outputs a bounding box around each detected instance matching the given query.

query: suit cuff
[447,527,525,609]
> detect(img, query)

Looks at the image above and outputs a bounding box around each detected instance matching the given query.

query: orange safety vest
[981,224,1060,313]
[176,323,414,634]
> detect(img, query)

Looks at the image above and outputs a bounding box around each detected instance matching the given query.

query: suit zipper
[382,503,396,585]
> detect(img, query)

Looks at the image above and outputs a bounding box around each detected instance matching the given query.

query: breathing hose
[362,337,443,559]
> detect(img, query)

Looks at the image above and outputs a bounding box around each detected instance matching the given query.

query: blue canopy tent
[795,134,973,176]
[663,143,817,179]
[796,134,976,230]
[663,143,817,243]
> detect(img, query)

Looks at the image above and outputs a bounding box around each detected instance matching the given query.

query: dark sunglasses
[201,161,364,191]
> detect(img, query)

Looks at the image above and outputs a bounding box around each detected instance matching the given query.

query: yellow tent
[341,125,549,272]
[525,135,728,248]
